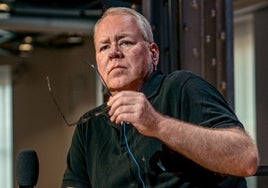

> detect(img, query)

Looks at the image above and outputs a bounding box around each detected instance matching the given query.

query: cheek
[130,49,151,69]
[96,54,107,77]
[129,44,149,60]
[96,52,103,65]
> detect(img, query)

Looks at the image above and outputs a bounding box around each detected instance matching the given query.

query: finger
[108,93,138,115]
[107,91,133,105]
[110,102,137,123]
[114,112,134,125]
[113,103,144,125]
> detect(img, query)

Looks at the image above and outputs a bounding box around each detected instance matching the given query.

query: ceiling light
[0,3,10,12]
[19,44,33,52]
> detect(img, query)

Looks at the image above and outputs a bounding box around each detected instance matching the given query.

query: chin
[109,81,135,91]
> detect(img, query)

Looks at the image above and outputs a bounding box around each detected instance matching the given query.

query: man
[62,7,259,188]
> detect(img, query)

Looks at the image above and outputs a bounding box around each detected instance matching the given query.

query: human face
[94,14,158,94]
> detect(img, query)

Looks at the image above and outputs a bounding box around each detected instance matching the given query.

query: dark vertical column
[225,0,234,109]
[255,7,268,188]
[142,0,180,74]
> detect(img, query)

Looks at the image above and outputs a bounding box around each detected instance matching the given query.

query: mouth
[108,65,127,74]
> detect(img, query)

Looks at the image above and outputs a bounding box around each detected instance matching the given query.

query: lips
[108,64,127,74]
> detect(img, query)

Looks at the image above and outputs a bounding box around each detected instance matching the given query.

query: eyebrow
[98,33,134,44]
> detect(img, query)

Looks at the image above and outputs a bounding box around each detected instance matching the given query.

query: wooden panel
[180,0,233,105]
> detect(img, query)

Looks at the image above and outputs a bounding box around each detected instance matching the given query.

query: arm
[107,91,259,177]
[153,113,259,177]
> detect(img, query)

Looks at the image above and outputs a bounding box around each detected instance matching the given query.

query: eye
[99,45,110,52]
[120,40,133,46]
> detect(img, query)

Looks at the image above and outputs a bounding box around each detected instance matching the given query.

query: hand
[107,91,163,137]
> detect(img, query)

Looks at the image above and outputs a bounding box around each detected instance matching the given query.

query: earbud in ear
[152,53,156,60]
[151,53,157,71]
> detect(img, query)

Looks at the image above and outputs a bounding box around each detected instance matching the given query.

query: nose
[108,45,123,59]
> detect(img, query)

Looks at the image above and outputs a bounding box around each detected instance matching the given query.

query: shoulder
[163,70,225,102]
[164,70,209,90]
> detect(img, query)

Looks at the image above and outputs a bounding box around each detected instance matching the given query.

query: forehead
[95,14,142,41]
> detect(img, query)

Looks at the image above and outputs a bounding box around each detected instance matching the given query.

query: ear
[149,43,159,67]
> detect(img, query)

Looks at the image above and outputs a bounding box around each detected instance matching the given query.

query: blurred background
[0,0,267,187]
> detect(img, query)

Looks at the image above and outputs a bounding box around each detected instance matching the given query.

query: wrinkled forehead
[94,14,142,44]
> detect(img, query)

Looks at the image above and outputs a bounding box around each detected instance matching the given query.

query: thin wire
[123,122,146,188]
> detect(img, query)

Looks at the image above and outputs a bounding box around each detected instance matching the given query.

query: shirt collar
[142,70,165,99]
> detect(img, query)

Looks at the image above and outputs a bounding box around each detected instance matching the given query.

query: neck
[110,70,154,95]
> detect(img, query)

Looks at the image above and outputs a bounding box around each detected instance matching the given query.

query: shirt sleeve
[179,72,243,129]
